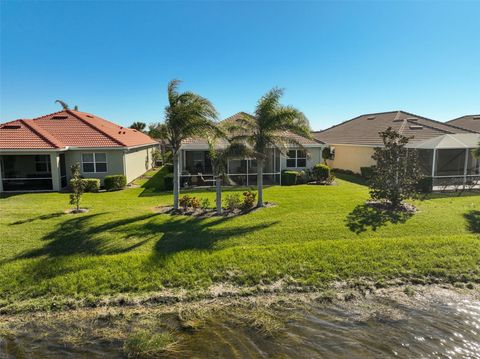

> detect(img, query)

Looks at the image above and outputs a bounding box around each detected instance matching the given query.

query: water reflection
[1,296,480,358]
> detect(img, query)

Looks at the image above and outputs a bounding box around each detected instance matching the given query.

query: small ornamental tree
[472,141,480,160]
[322,146,331,164]
[369,127,422,207]
[69,163,86,212]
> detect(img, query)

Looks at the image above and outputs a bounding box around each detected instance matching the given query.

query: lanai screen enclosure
[412,134,480,189]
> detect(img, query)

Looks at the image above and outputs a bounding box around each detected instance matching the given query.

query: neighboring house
[0,110,158,192]
[447,114,480,133]
[178,112,325,187]
[313,110,480,186]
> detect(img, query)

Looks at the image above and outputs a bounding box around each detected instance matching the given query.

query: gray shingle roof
[447,114,480,133]
[182,112,322,146]
[312,111,475,146]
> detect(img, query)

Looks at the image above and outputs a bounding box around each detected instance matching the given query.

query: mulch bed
[153,202,277,218]
[365,200,417,213]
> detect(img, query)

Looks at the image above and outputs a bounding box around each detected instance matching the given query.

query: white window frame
[35,155,51,173]
[286,149,307,168]
[82,152,108,173]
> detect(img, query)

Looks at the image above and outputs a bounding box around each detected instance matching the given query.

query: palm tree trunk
[257,158,264,207]
[216,175,222,214]
[173,151,180,210]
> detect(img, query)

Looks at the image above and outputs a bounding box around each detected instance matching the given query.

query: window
[82,153,107,173]
[286,150,307,168]
[35,155,51,173]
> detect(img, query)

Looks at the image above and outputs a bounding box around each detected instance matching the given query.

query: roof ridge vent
[366,116,376,120]
[409,124,423,130]
[1,124,22,129]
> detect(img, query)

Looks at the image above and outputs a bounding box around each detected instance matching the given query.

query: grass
[1,167,479,312]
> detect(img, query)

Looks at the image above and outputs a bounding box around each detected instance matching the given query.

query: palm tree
[163,80,219,210]
[55,99,69,110]
[130,122,147,132]
[207,134,251,214]
[229,88,311,207]
[55,100,79,111]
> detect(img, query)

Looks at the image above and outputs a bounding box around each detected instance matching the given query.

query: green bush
[313,164,331,181]
[69,178,100,193]
[164,163,174,173]
[360,166,375,179]
[104,175,127,191]
[224,193,241,211]
[332,168,357,176]
[179,195,200,210]
[416,177,433,194]
[281,170,299,186]
[241,190,257,210]
[164,173,174,190]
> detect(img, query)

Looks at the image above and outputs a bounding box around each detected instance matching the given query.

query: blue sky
[1,1,479,130]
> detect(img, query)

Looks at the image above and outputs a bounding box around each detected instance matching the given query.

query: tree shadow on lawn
[9,212,66,225]
[346,204,414,234]
[12,211,277,282]
[15,213,159,260]
[464,210,480,234]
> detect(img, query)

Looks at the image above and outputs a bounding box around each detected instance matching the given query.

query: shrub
[360,166,375,179]
[281,170,298,186]
[296,170,308,184]
[241,190,257,210]
[69,178,100,193]
[332,168,357,176]
[104,175,127,191]
[201,198,210,209]
[224,193,241,211]
[163,173,174,190]
[179,195,200,210]
[416,177,433,194]
[313,163,331,182]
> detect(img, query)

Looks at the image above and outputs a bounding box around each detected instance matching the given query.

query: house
[313,111,480,186]
[178,112,325,187]
[0,110,158,192]
[447,114,480,133]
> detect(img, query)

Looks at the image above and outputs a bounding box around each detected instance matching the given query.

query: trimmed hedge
[313,164,330,181]
[417,177,433,194]
[281,170,299,186]
[164,173,174,190]
[104,175,127,191]
[69,178,100,193]
[360,166,375,179]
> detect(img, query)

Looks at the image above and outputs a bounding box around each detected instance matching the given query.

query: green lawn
[1,169,479,312]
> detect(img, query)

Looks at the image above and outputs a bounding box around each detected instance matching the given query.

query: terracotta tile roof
[447,114,480,133]
[0,110,157,150]
[313,111,475,146]
[182,112,322,146]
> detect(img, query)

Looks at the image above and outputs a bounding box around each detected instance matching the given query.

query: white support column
[463,148,469,184]
[50,152,61,191]
[0,156,3,192]
[279,152,283,186]
[431,149,437,178]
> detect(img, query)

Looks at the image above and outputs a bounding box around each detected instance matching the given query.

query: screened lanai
[410,134,480,190]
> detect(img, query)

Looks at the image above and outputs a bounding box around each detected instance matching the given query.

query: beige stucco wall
[326,144,376,174]
[124,145,156,183]
[65,149,125,183]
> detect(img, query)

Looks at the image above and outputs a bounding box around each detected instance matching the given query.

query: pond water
[1,294,480,358]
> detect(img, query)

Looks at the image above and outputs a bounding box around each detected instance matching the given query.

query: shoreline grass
[1,168,479,313]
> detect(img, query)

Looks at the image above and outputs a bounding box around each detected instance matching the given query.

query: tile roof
[0,110,157,150]
[313,111,475,146]
[446,114,480,133]
[182,112,322,146]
